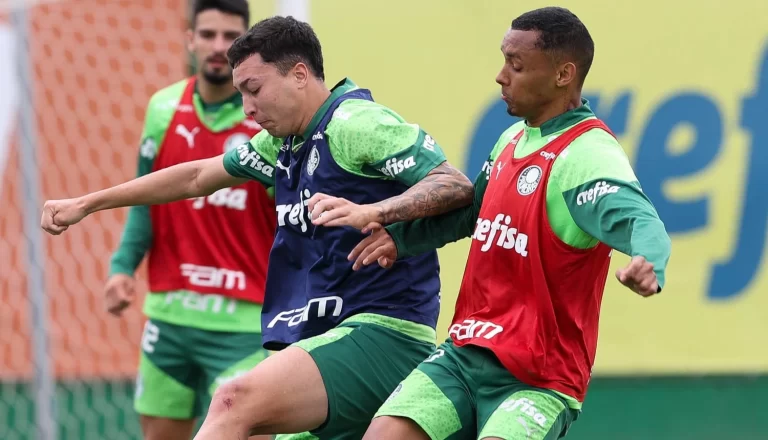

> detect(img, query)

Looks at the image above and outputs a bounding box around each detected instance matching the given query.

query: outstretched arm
[41,156,245,235]
[564,179,671,296]
[555,129,671,297]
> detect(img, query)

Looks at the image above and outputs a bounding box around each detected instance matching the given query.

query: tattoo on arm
[373,162,474,224]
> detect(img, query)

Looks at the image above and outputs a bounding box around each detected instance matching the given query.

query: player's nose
[495,70,507,86]
[243,98,259,120]
[213,35,230,56]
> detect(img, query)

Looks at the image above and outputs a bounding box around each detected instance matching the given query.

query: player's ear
[556,62,577,88]
[293,62,309,88]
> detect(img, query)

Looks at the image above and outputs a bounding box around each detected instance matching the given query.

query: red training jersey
[450,119,614,401]
[148,77,276,304]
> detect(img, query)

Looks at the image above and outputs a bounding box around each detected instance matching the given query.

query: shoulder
[327,99,416,135]
[325,98,423,164]
[249,129,283,155]
[552,124,637,190]
[145,78,190,116]
[567,126,626,155]
[559,126,633,170]
[138,78,191,158]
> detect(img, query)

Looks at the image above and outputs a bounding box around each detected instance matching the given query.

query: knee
[208,377,258,417]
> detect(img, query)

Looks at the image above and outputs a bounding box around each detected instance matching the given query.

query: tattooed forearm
[373,162,474,224]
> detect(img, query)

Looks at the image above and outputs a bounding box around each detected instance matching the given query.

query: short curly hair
[512,7,594,84]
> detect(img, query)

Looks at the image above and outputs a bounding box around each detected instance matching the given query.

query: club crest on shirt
[307,146,320,176]
[517,165,542,196]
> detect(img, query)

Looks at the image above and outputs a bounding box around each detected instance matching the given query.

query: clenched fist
[104,274,137,317]
[616,256,659,297]
[104,273,136,316]
[40,198,88,235]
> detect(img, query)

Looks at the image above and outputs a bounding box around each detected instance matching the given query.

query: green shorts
[277,314,436,440]
[134,318,269,419]
[375,339,580,440]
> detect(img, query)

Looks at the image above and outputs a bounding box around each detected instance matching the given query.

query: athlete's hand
[348,224,397,271]
[308,193,383,231]
[104,274,137,317]
[41,198,88,235]
[616,256,659,297]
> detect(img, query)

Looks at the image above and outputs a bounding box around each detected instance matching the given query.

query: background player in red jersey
[344,6,671,440]
[102,1,275,439]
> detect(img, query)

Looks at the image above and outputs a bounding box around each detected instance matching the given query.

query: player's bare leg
[140,416,196,440]
[362,416,430,440]
[194,347,328,439]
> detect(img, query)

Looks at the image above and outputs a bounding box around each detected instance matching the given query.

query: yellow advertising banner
[303,0,768,374]
[0,0,763,380]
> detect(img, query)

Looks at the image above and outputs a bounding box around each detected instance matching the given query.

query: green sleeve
[326,99,447,185]
[222,130,278,187]
[563,179,671,289]
[384,128,514,257]
[108,125,163,277]
[556,130,671,289]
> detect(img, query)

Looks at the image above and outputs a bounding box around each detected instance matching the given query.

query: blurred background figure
[102,1,275,439]
[1,0,767,439]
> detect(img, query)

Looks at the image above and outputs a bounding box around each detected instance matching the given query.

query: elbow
[656,217,672,257]
[661,227,673,262]
[426,162,474,208]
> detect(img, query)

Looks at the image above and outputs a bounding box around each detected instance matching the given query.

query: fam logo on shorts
[224,133,252,154]
[267,295,343,328]
[517,165,542,196]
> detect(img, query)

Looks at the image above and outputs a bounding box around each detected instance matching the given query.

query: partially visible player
[103,1,275,439]
[40,16,473,440]
[350,7,672,440]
